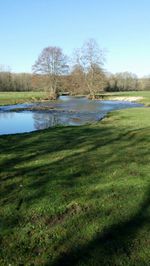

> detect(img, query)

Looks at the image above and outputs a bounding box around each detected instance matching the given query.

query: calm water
[0,96,142,135]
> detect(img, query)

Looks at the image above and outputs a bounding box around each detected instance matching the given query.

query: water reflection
[33,112,61,130]
[32,111,85,130]
[0,112,14,119]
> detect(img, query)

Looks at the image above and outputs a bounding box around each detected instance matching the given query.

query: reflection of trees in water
[33,112,61,130]
[0,112,14,119]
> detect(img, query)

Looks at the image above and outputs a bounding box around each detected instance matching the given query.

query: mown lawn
[0,106,150,265]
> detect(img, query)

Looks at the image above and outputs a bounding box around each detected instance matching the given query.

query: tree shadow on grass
[0,120,150,264]
[51,186,150,266]
[0,122,149,207]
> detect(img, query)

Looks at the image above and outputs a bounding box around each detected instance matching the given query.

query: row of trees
[0,69,32,91]
[1,39,150,96]
[1,68,149,94]
[106,72,139,92]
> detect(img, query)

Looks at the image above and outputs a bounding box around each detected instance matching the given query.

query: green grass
[0,90,150,106]
[97,91,150,106]
[0,106,150,265]
[0,91,48,105]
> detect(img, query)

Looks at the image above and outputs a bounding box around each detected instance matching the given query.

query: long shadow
[52,186,150,266]
[0,125,149,204]
[0,123,149,207]
[0,125,149,171]
[0,120,150,264]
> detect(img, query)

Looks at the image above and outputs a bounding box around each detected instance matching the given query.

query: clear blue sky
[0,0,150,77]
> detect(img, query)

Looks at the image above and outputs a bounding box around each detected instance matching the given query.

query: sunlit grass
[0,91,47,105]
[97,90,150,106]
[0,90,150,106]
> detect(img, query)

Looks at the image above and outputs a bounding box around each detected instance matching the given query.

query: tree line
[0,71,33,92]
[0,39,150,97]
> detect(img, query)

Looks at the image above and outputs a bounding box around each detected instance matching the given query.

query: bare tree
[115,72,138,91]
[106,72,139,92]
[32,46,68,99]
[72,39,106,98]
[139,76,150,91]
[70,64,87,95]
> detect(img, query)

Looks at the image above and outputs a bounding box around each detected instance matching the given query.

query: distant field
[97,91,150,106]
[0,90,150,106]
[0,91,47,105]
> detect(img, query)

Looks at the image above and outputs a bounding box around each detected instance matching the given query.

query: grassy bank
[96,91,150,106]
[0,91,150,106]
[0,106,150,265]
[0,91,48,105]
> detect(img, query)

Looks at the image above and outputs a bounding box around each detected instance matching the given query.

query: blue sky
[0,0,150,77]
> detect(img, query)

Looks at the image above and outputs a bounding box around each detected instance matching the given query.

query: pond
[0,96,143,135]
